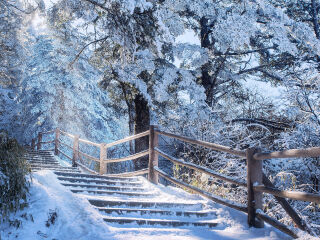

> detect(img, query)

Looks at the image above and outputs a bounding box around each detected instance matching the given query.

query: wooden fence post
[148,125,159,184]
[55,128,60,155]
[246,147,264,228]
[37,132,42,150]
[100,143,107,175]
[72,135,80,167]
[31,139,36,150]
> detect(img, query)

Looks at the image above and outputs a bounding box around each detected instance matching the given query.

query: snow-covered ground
[0,168,315,240]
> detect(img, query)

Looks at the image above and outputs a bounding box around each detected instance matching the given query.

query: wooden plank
[155,148,246,187]
[58,140,73,150]
[107,168,149,177]
[55,128,60,155]
[76,161,98,175]
[31,139,36,150]
[253,185,320,204]
[59,130,75,139]
[154,167,248,213]
[246,148,264,228]
[256,212,298,239]
[37,133,42,150]
[106,150,149,163]
[41,130,55,135]
[254,147,320,161]
[100,144,107,175]
[155,130,246,157]
[77,150,100,162]
[58,149,72,161]
[73,135,80,167]
[40,140,55,144]
[78,138,101,147]
[106,131,150,148]
[148,125,159,184]
[262,174,315,236]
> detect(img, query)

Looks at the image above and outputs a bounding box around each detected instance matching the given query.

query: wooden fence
[31,125,319,238]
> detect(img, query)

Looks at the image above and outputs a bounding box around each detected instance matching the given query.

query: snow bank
[0,170,113,240]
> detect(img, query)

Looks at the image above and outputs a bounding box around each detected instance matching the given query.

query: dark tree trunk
[134,93,150,170]
[200,17,216,107]
[311,0,320,39]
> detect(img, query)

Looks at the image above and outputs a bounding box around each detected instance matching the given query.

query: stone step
[89,199,203,210]
[97,207,216,218]
[23,156,54,159]
[29,163,61,168]
[54,171,139,182]
[30,161,59,164]
[61,183,145,192]
[70,189,153,197]
[57,176,143,186]
[32,169,81,173]
[24,153,53,157]
[32,166,77,170]
[32,167,80,172]
[102,217,218,228]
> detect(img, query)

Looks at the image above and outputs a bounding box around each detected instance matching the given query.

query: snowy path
[0,151,306,239]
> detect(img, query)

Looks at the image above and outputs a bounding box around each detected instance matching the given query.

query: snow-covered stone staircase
[26,150,220,229]
[55,171,219,228]
[24,149,80,173]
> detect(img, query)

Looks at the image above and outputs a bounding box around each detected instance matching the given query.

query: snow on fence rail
[30,125,319,238]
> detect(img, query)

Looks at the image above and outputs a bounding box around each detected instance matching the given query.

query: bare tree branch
[69,36,109,67]
[81,0,109,11]
[0,1,38,14]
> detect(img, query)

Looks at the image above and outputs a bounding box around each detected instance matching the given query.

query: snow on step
[51,167,223,229]
[57,176,143,186]
[102,216,219,228]
[24,150,80,173]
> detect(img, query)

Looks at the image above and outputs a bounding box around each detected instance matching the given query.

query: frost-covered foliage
[0,133,31,222]
[0,1,26,135]
[17,33,123,143]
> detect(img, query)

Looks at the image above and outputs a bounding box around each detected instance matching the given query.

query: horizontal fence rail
[31,125,319,238]
[155,147,247,187]
[106,150,149,163]
[254,147,320,160]
[155,130,246,157]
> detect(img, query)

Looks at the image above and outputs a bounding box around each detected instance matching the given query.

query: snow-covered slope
[1,167,307,240]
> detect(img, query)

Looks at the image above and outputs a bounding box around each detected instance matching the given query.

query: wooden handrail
[106,130,150,148]
[107,168,149,177]
[106,150,149,163]
[154,167,248,213]
[41,130,55,135]
[40,140,55,144]
[155,147,247,187]
[254,147,320,160]
[76,161,99,175]
[57,149,72,161]
[155,130,246,157]
[255,212,298,238]
[78,138,101,147]
[32,126,320,238]
[77,150,100,162]
[58,140,73,150]
[253,185,320,204]
[59,130,75,139]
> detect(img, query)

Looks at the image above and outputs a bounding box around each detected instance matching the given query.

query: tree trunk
[311,0,320,39]
[200,17,215,107]
[134,93,150,170]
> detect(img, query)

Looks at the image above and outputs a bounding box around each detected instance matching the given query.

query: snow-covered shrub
[0,135,31,222]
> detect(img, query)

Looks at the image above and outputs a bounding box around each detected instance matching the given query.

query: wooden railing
[31,125,319,238]
[31,128,151,177]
